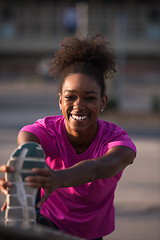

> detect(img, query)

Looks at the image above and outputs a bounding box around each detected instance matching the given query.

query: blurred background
[0,0,160,239]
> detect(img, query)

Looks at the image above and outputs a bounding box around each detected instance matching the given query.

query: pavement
[0,80,160,240]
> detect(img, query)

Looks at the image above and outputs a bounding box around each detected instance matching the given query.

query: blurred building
[0,0,159,112]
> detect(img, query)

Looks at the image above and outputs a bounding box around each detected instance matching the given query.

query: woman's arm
[26,145,136,207]
[17,131,41,146]
[56,145,135,187]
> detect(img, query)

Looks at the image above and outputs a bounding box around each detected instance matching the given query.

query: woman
[0,34,136,240]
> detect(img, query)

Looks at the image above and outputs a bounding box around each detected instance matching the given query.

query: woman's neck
[66,126,98,154]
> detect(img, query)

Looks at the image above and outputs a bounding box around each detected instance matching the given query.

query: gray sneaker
[5,142,45,227]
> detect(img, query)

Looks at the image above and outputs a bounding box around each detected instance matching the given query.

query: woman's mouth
[71,115,87,121]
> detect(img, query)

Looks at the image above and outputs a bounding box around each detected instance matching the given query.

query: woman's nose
[73,98,85,109]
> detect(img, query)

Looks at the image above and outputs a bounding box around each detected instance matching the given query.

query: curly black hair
[49,34,116,96]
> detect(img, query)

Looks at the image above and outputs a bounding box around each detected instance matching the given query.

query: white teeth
[72,115,87,120]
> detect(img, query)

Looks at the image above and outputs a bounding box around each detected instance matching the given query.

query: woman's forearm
[55,158,96,188]
[55,146,136,188]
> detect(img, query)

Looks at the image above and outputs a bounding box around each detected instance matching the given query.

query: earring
[60,107,62,111]
[100,109,103,112]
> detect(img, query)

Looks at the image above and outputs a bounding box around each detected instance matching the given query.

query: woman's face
[59,73,107,137]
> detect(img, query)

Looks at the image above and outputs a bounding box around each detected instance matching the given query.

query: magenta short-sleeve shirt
[19,115,136,239]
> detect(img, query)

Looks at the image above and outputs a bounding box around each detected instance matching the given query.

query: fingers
[1,199,7,211]
[25,175,52,188]
[1,184,9,195]
[0,165,14,197]
[25,168,53,188]
[25,168,56,206]
[0,177,12,195]
[0,165,14,173]
[32,168,52,176]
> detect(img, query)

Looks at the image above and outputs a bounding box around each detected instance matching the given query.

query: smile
[71,115,87,121]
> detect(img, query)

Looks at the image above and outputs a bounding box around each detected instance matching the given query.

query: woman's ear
[59,93,62,110]
[100,95,108,112]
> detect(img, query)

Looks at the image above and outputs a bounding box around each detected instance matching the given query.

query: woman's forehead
[62,73,100,89]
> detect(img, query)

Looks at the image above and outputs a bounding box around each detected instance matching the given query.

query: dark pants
[37,214,103,240]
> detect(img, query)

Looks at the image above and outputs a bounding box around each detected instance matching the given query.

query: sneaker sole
[5,142,45,227]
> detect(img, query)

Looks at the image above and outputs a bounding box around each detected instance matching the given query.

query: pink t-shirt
[20,115,136,239]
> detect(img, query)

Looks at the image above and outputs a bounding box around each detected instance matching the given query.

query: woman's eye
[86,96,96,101]
[65,96,75,101]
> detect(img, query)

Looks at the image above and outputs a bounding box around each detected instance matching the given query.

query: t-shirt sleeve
[19,122,52,155]
[107,131,137,155]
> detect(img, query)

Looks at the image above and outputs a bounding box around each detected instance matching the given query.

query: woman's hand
[25,168,59,208]
[0,165,15,211]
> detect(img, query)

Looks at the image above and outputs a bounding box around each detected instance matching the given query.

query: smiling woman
[0,34,136,240]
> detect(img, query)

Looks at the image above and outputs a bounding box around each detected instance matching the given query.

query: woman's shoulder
[37,115,64,128]
[20,115,64,137]
[34,115,65,135]
[98,119,136,154]
[98,118,125,135]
